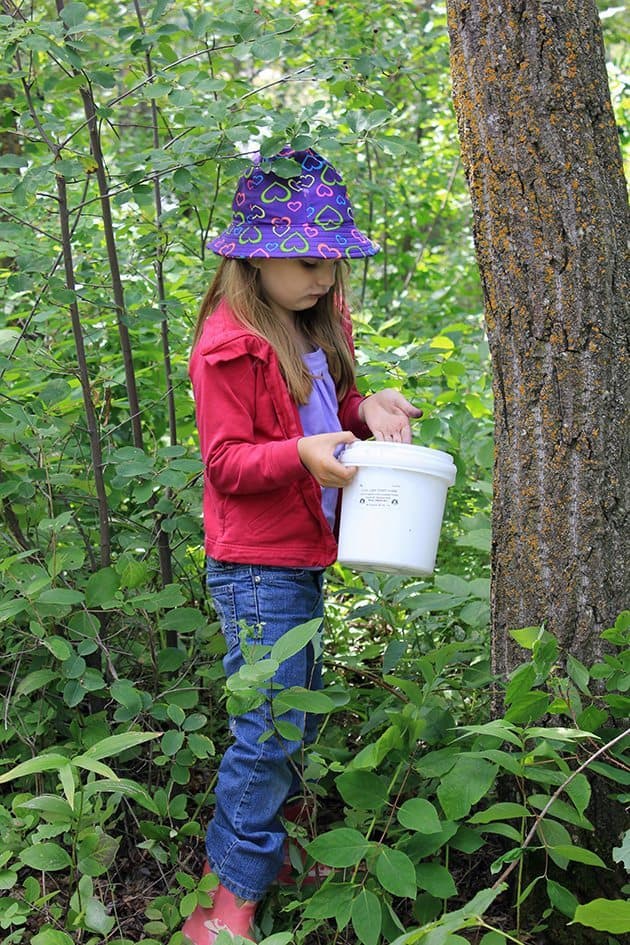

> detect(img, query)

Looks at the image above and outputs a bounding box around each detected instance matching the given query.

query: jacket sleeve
[191,352,310,496]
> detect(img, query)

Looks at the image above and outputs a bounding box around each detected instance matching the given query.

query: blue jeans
[205,558,324,901]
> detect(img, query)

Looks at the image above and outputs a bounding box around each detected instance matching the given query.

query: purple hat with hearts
[209,147,380,259]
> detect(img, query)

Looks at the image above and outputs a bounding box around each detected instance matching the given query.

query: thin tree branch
[492,727,630,890]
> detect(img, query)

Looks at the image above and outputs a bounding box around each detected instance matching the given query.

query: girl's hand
[359,390,423,443]
[297,431,358,487]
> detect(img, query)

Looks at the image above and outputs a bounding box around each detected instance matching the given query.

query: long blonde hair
[192,258,357,405]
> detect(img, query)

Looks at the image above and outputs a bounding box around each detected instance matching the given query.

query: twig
[492,727,630,889]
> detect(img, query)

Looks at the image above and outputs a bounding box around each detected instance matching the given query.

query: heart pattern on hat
[280,232,310,253]
[209,147,380,259]
[289,174,315,192]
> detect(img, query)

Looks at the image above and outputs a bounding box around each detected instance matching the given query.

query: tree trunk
[446,0,629,673]
[0,82,19,270]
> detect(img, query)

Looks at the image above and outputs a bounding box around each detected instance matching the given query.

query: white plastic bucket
[337,442,456,575]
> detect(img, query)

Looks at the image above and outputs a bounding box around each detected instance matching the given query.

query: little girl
[182,147,421,944]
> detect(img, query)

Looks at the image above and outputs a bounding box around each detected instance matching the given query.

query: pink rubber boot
[277,799,332,887]
[181,863,257,944]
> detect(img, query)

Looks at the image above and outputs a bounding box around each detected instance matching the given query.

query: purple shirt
[298,348,342,530]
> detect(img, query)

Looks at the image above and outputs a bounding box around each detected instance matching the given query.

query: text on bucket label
[358,484,402,509]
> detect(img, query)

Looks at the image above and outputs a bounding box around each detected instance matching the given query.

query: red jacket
[189,300,371,567]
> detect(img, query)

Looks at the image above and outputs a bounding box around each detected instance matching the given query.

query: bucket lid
[341,441,457,485]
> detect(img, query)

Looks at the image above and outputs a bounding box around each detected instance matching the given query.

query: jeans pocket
[208,580,240,652]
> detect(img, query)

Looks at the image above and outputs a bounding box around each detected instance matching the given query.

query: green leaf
[157,647,188,672]
[457,720,523,749]
[81,731,161,761]
[18,794,74,821]
[0,753,69,784]
[383,639,407,672]
[110,680,143,714]
[450,825,484,854]
[406,821,459,858]
[76,829,120,877]
[187,733,215,759]
[166,705,188,728]
[397,797,442,833]
[505,663,536,705]
[336,770,388,810]
[84,894,116,934]
[307,828,370,867]
[31,931,74,945]
[62,654,86,679]
[20,842,72,871]
[132,583,186,612]
[117,557,149,589]
[85,567,120,607]
[252,36,283,61]
[564,773,591,817]
[82,778,160,814]
[159,607,207,632]
[434,573,470,596]
[60,2,89,29]
[469,802,530,824]
[504,691,551,724]
[351,888,382,945]
[273,720,303,742]
[70,755,117,779]
[566,654,590,693]
[63,679,86,708]
[59,763,74,810]
[527,794,592,829]
[461,884,509,917]
[437,757,498,820]
[0,154,28,168]
[455,529,491,552]
[0,869,18,890]
[162,730,185,756]
[524,726,596,742]
[537,819,572,868]
[89,69,117,89]
[302,882,354,920]
[508,626,546,649]
[273,688,336,714]
[16,669,59,696]
[551,844,607,868]
[270,618,322,664]
[572,898,630,934]
[38,588,84,606]
[546,879,578,919]
[415,862,457,898]
[375,848,417,898]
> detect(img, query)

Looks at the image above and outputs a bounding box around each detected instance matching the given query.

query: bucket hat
[209,147,380,259]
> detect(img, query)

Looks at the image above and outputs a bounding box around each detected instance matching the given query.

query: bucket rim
[340,441,456,482]
[342,440,454,462]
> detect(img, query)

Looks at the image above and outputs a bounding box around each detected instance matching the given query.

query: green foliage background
[0,2,628,944]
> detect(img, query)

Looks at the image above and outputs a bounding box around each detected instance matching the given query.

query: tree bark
[446,0,629,673]
[0,82,19,270]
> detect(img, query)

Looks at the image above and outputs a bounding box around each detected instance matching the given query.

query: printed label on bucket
[358,483,402,509]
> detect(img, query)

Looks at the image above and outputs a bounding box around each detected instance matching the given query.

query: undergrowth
[0,583,628,944]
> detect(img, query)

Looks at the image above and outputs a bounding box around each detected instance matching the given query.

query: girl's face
[251,257,337,323]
